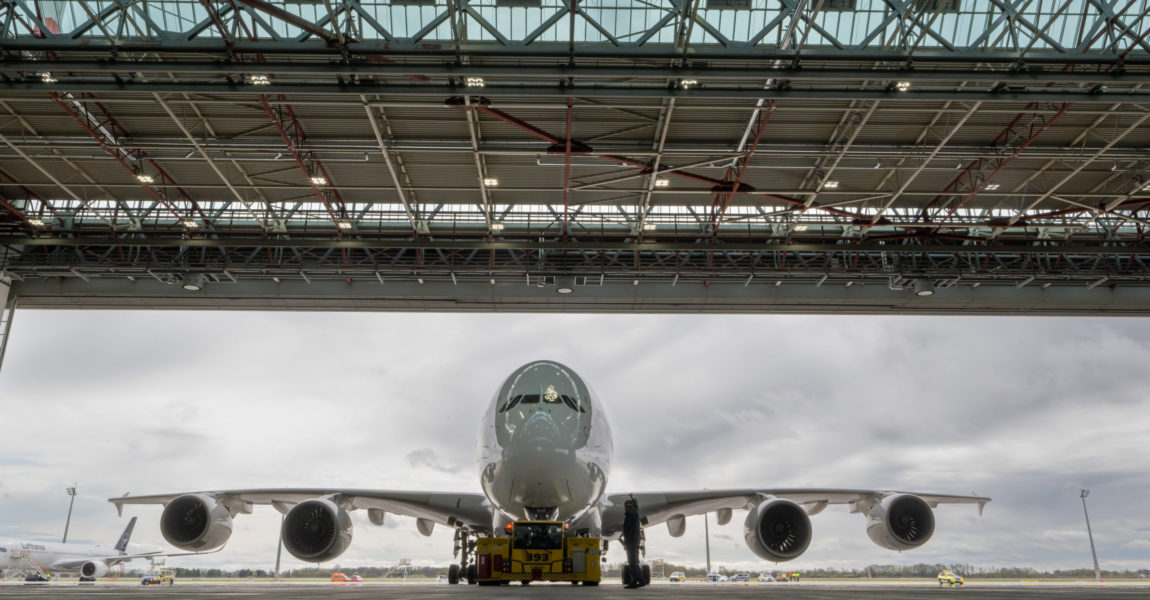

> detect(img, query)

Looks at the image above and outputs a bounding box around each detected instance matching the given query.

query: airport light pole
[1080,489,1102,585]
[62,485,77,543]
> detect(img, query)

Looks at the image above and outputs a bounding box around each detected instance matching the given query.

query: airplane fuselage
[478,360,613,532]
[0,540,117,573]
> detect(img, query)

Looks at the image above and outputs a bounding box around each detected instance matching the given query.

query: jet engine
[866,493,935,551]
[79,561,108,579]
[282,497,353,562]
[159,494,234,552]
[743,497,812,562]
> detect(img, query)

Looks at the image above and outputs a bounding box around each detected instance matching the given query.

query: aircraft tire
[448,564,460,584]
[622,568,632,587]
[641,565,651,586]
[466,564,477,584]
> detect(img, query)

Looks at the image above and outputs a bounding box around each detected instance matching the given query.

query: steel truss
[1,0,1149,62]
[2,0,1150,314]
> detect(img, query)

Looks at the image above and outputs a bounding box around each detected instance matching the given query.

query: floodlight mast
[62,484,77,543]
[1080,489,1102,586]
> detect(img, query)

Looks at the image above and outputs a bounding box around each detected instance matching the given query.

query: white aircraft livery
[0,517,165,579]
[110,361,989,572]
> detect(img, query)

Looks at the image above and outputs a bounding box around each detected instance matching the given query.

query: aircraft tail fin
[114,517,137,552]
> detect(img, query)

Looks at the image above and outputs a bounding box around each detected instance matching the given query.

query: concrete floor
[2,581,1147,599]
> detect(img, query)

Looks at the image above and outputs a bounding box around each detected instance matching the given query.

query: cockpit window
[494,362,593,449]
[499,392,584,413]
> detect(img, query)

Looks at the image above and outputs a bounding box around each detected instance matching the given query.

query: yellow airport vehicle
[140,569,175,585]
[472,521,601,586]
[938,570,964,587]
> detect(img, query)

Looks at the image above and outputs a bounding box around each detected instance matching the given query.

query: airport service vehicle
[731,572,751,582]
[758,573,774,582]
[140,569,175,585]
[706,573,727,582]
[330,572,362,583]
[669,571,686,582]
[469,520,601,586]
[436,574,450,583]
[938,570,964,587]
[108,361,991,584]
[0,517,200,581]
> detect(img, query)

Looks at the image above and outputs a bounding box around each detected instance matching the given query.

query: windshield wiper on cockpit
[499,395,522,412]
[561,395,586,413]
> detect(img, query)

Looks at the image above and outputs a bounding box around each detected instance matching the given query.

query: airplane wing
[110,489,493,532]
[50,548,220,570]
[600,488,990,536]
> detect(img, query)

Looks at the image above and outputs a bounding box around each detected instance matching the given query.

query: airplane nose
[520,411,563,447]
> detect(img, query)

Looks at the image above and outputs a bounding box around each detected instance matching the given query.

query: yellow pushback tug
[473,520,602,586]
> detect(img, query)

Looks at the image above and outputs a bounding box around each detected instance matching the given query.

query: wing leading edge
[110,489,493,532]
[601,488,990,536]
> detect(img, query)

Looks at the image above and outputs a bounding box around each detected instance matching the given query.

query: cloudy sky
[1,311,1147,574]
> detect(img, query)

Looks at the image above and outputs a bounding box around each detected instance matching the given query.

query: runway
[2,581,1148,599]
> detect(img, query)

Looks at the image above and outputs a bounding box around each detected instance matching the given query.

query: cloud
[406,449,459,475]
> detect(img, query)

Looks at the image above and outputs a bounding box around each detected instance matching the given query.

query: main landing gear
[449,528,478,585]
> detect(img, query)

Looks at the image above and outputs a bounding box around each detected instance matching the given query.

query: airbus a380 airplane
[111,361,989,571]
[0,517,176,579]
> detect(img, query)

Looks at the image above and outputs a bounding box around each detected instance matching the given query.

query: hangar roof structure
[3,0,1150,315]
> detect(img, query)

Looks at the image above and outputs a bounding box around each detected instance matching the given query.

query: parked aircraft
[0,517,200,580]
[110,361,989,576]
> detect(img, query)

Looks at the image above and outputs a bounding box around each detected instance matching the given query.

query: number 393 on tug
[473,521,602,585]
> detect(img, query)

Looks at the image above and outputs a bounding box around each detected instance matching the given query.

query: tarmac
[2,581,1149,599]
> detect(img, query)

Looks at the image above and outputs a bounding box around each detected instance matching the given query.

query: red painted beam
[709,100,774,235]
[258,94,342,225]
[52,93,186,222]
[234,0,341,45]
[464,102,871,222]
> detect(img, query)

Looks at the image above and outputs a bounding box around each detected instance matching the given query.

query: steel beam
[7,81,1150,104]
[9,59,1150,85]
[5,236,1149,256]
[9,276,1150,317]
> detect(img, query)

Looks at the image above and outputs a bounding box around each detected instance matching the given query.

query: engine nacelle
[743,497,812,562]
[79,561,108,579]
[866,493,935,551]
[282,497,353,562]
[160,494,234,552]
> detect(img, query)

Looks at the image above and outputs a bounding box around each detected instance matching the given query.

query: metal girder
[51,93,191,224]
[2,0,1150,65]
[7,234,1150,256]
[923,101,1072,228]
[10,59,1150,84]
[152,93,270,231]
[257,94,347,227]
[9,80,1150,103]
[11,276,1150,316]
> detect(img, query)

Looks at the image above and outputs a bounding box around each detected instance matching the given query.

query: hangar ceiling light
[182,273,206,292]
[913,279,935,297]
